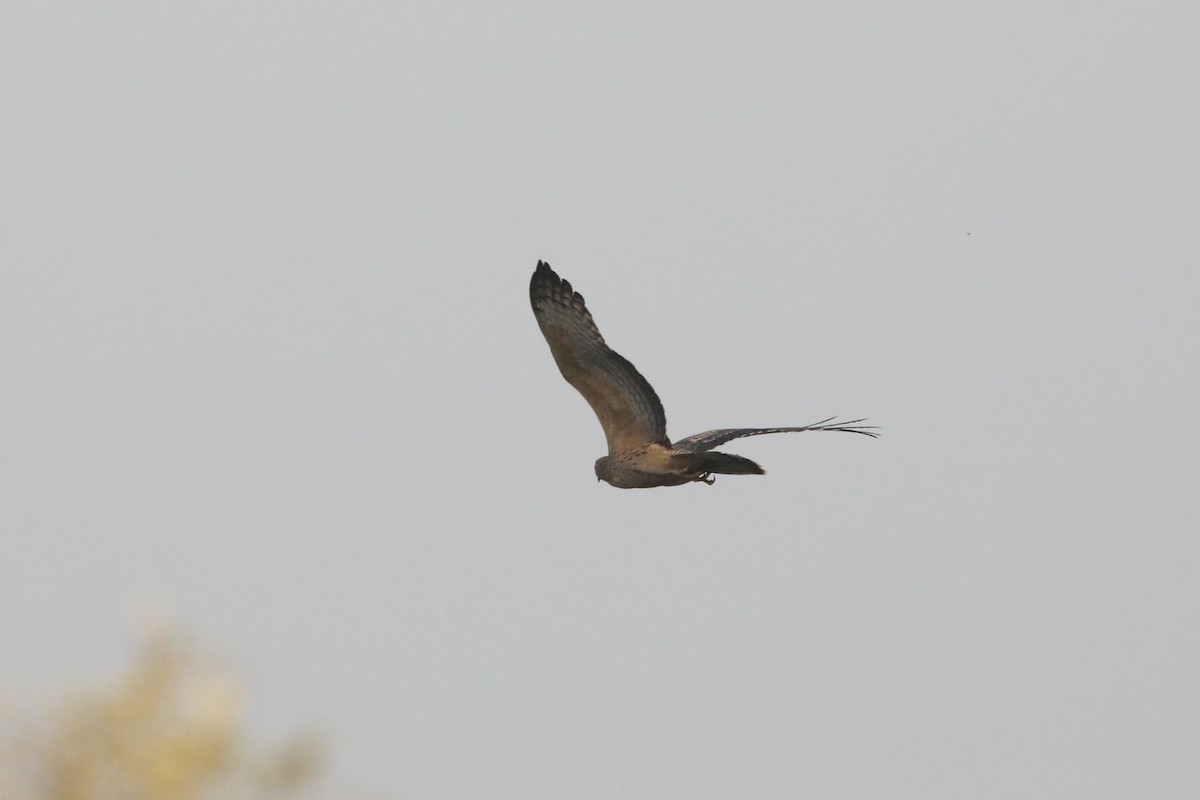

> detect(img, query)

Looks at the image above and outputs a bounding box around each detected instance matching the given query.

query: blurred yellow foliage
[1,625,321,800]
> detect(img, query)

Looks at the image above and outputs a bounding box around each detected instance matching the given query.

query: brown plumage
[529,260,877,488]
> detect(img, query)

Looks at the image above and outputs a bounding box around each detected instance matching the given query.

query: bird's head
[594,456,612,485]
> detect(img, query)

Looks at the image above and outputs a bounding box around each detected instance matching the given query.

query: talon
[699,473,715,485]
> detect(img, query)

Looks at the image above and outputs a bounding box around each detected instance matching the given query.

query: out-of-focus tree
[0,624,322,800]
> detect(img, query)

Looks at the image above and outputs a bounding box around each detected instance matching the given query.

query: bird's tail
[673,451,765,476]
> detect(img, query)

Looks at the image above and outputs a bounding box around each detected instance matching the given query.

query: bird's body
[594,445,765,488]
[529,260,876,488]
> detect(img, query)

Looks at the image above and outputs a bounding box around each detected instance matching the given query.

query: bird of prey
[529,260,877,488]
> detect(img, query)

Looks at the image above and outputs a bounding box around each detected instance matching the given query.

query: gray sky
[4,2,1198,798]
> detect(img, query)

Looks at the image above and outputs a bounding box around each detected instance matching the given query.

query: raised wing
[672,417,879,452]
[530,261,668,452]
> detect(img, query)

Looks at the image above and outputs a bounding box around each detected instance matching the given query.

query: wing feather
[672,418,879,452]
[530,261,668,452]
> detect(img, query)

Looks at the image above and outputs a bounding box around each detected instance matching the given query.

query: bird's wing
[530,261,668,452]
[672,418,879,452]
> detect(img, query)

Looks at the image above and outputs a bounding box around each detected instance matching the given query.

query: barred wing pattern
[530,261,669,452]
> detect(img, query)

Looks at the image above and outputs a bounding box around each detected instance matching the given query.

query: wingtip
[532,259,559,290]
[531,260,553,304]
[531,260,578,301]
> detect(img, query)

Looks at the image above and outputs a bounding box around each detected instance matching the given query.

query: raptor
[530,260,877,488]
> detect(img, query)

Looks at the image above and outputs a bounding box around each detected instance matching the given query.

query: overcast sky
[3,2,1198,798]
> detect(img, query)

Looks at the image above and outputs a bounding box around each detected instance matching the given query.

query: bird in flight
[530,260,877,488]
